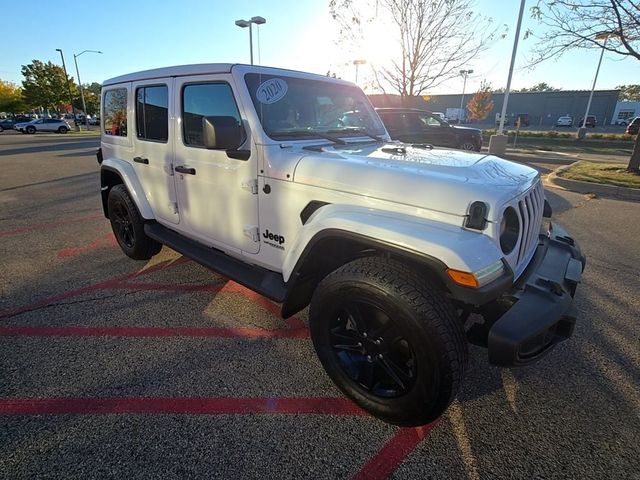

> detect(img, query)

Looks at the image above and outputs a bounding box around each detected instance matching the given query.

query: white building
[611,101,640,125]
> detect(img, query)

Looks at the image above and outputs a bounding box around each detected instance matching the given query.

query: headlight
[500,206,519,254]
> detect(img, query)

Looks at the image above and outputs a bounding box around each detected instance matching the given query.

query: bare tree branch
[330,0,502,97]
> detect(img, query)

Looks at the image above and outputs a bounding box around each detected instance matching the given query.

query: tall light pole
[459,69,474,122]
[56,48,79,131]
[73,50,102,130]
[353,59,367,83]
[235,16,266,65]
[578,32,613,138]
[489,0,526,155]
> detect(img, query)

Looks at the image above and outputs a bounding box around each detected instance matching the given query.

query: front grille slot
[515,182,544,267]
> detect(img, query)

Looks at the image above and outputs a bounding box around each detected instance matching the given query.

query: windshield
[244,73,386,141]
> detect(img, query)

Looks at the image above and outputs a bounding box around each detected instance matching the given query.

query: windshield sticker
[256,78,288,104]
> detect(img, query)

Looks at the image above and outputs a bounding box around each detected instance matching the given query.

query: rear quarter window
[103,88,128,137]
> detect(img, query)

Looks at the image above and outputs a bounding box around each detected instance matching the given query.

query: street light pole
[56,48,79,131]
[235,16,266,65]
[579,34,609,136]
[353,59,367,83]
[489,0,526,155]
[459,69,474,121]
[73,50,102,130]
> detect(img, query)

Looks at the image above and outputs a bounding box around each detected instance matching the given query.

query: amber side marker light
[447,269,479,288]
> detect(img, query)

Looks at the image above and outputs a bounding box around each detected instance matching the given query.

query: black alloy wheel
[107,184,162,260]
[460,141,477,151]
[309,257,468,426]
[110,198,136,249]
[329,301,416,398]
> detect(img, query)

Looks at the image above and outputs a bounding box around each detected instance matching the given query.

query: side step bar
[144,223,287,303]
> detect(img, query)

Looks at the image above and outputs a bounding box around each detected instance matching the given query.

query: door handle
[175,165,196,175]
[133,156,149,164]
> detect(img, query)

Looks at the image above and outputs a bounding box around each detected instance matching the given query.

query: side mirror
[202,116,245,150]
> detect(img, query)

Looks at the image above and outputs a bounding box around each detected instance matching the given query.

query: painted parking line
[0,212,103,238]
[352,423,439,480]
[57,232,117,257]
[0,325,309,338]
[0,396,365,416]
[0,395,438,479]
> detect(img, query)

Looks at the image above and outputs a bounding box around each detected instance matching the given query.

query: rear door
[172,75,259,253]
[131,80,179,225]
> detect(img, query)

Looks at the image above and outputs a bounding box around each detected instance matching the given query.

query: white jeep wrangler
[97,64,585,426]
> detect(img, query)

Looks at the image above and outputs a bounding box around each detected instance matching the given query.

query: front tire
[58,126,68,133]
[26,126,36,134]
[107,184,162,260]
[309,257,468,426]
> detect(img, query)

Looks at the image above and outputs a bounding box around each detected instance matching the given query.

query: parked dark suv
[625,117,640,135]
[579,115,597,128]
[0,119,16,132]
[376,108,482,151]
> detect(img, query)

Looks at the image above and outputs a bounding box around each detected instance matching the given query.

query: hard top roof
[103,63,354,87]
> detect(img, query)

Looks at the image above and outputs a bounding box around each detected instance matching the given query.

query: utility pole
[459,69,474,123]
[73,50,102,130]
[56,48,79,131]
[489,0,526,155]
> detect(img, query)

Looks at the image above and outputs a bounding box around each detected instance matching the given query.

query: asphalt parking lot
[0,131,638,479]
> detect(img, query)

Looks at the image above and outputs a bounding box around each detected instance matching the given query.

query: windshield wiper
[326,127,383,142]
[276,129,346,145]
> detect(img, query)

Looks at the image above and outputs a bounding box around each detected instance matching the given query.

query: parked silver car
[14,118,72,134]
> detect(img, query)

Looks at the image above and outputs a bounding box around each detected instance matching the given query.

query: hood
[292,143,539,221]
[451,125,481,134]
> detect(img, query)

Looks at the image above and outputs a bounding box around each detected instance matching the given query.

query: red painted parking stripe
[116,282,225,293]
[352,422,439,480]
[0,325,309,338]
[0,397,365,416]
[0,258,192,320]
[0,213,103,238]
[57,232,117,257]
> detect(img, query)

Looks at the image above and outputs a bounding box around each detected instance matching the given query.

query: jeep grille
[513,180,545,274]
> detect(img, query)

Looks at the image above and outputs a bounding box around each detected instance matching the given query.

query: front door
[131,79,179,224]
[172,75,259,254]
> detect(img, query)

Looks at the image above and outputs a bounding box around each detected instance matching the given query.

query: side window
[182,83,241,147]
[379,113,403,131]
[136,85,168,142]
[419,114,442,128]
[103,88,128,137]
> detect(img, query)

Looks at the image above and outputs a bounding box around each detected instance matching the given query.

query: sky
[2,0,639,96]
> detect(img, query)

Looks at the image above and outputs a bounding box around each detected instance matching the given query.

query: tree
[330,0,504,98]
[467,81,494,121]
[530,0,640,173]
[518,82,561,92]
[21,60,78,111]
[616,84,640,101]
[71,83,101,115]
[0,80,26,114]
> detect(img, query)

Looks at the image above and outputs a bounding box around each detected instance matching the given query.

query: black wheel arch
[100,166,125,219]
[281,229,451,318]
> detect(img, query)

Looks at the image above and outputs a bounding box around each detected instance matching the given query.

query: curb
[504,152,575,165]
[546,162,640,201]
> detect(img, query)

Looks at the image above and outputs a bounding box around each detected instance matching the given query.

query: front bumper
[488,222,585,366]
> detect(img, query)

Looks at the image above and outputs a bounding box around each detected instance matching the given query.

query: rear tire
[107,184,162,260]
[460,141,478,151]
[309,257,467,426]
